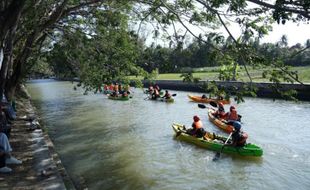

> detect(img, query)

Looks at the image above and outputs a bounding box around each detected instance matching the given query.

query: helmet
[233,121,241,131]
[230,105,236,110]
[218,102,224,107]
[193,115,200,122]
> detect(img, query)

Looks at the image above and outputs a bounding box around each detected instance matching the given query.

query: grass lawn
[152,66,310,83]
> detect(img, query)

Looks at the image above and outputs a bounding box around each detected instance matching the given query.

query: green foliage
[180,72,200,83]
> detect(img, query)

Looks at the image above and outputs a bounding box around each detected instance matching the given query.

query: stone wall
[141,80,310,101]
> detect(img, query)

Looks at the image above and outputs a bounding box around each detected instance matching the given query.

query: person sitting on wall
[0,132,22,173]
[0,105,11,138]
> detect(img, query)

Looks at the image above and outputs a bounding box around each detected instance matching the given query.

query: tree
[1,0,309,102]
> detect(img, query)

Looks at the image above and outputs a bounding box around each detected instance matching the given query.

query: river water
[27,80,310,190]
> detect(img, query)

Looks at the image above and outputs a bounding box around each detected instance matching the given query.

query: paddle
[198,104,215,110]
[209,101,218,108]
[213,132,233,161]
[160,93,177,99]
[198,104,207,109]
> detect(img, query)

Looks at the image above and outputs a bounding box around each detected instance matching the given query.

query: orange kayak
[187,94,230,104]
[208,109,234,133]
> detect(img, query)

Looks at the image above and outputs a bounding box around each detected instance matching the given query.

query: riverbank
[0,85,74,189]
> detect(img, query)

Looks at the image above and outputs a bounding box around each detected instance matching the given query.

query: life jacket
[114,84,119,92]
[213,107,225,119]
[104,85,108,91]
[109,85,114,91]
[232,131,248,146]
[193,120,203,129]
[227,109,238,121]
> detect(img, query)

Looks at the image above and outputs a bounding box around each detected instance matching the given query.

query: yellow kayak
[208,109,234,133]
[187,94,230,104]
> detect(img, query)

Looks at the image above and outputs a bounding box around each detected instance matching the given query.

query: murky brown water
[27,80,310,190]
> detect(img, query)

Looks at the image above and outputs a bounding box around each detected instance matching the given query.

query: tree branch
[246,0,310,20]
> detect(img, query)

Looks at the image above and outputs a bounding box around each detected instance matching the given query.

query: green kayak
[144,90,164,96]
[172,123,263,157]
[108,95,130,101]
[147,97,174,103]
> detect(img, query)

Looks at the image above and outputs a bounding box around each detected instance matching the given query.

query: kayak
[172,123,263,157]
[108,95,130,101]
[187,94,230,104]
[144,90,164,96]
[147,96,174,103]
[208,109,234,133]
[102,90,113,94]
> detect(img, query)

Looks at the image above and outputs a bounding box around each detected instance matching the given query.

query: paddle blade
[210,101,218,108]
[171,94,177,96]
[198,104,207,109]
[213,152,221,161]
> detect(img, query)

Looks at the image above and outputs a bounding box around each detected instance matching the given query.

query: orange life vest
[227,109,238,121]
[114,84,119,92]
[193,120,203,129]
[109,85,114,91]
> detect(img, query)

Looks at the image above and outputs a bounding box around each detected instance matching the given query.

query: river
[27,80,310,190]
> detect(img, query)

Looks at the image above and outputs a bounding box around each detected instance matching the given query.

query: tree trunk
[0,0,25,101]
[5,30,38,101]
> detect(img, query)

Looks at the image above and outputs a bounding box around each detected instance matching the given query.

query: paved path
[0,95,75,189]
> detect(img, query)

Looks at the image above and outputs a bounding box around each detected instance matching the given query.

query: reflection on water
[27,80,310,190]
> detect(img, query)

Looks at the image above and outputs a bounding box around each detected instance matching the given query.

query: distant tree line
[134,36,310,74]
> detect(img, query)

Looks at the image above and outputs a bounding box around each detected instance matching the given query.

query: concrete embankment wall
[54,78,310,101]
[141,80,310,101]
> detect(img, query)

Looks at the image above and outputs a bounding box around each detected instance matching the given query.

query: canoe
[172,123,263,157]
[208,109,234,133]
[187,94,230,104]
[108,95,130,101]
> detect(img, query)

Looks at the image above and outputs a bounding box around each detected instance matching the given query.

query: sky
[138,1,310,48]
[259,22,310,46]
[140,20,310,47]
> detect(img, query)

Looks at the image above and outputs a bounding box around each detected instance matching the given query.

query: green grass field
[148,66,310,83]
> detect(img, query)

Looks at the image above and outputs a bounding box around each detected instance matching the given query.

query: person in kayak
[212,102,226,119]
[230,121,248,147]
[113,83,119,94]
[154,84,161,92]
[162,90,171,99]
[201,94,207,99]
[151,88,160,100]
[224,106,239,124]
[186,115,206,138]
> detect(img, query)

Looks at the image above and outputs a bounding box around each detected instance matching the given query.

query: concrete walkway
[0,95,74,189]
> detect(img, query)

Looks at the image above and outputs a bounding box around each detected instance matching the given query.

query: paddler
[186,115,206,138]
[212,102,226,119]
[230,121,248,147]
